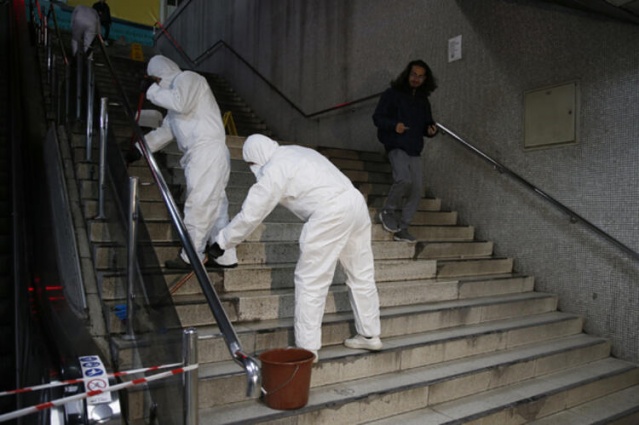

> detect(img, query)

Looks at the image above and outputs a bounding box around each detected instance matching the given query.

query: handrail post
[51,54,57,118]
[124,177,139,341]
[65,63,71,122]
[75,51,83,122]
[46,21,52,86]
[85,56,95,160]
[182,328,199,425]
[96,97,108,219]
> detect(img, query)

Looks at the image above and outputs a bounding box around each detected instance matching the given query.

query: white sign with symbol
[79,356,112,404]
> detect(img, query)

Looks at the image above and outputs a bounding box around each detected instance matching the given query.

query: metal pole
[46,25,52,87]
[96,97,108,219]
[85,56,95,161]
[182,328,199,425]
[75,51,83,122]
[124,177,139,341]
[51,55,58,119]
[42,9,48,47]
[65,63,71,122]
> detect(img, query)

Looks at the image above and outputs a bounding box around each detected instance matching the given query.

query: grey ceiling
[543,0,639,24]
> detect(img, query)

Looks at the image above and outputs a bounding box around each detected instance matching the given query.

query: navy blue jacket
[372,87,436,156]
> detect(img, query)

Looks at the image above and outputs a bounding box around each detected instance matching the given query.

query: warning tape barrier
[0,362,182,397]
[0,364,198,423]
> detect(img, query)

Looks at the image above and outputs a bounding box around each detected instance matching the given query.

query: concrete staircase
[88,136,639,423]
[48,45,639,423]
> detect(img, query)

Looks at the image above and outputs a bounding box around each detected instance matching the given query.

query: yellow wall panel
[67,0,160,26]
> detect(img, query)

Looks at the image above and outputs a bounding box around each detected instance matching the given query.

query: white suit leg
[180,148,230,263]
[207,192,237,265]
[339,192,381,338]
[293,212,348,351]
[83,27,97,53]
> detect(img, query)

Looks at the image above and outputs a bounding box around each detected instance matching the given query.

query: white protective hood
[243,134,279,178]
[147,55,181,89]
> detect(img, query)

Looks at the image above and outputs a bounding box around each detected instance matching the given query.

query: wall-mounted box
[524,81,579,149]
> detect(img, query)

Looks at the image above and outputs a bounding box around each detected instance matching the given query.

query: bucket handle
[261,365,300,397]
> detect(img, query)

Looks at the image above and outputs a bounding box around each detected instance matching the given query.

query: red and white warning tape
[0,362,182,397]
[0,364,197,423]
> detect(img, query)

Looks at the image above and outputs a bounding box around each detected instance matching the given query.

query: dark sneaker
[393,229,417,243]
[205,258,238,269]
[165,256,192,270]
[378,210,400,233]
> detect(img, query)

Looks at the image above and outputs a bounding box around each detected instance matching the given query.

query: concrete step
[415,240,494,259]
[93,240,419,268]
[368,358,639,425]
[92,240,510,274]
[89,210,467,244]
[317,146,387,163]
[343,168,393,184]
[437,257,514,277]
[181,291,556,364]
[199,334,621,422]
[99,258,448,299]
[169,281,556,328]
[327,156,391,174]
[526,384,639,424]
[85,203,474,241]
[368,195,442,211]
[78,178,162,202]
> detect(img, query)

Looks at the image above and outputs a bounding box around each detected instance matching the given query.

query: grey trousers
[382,149,423,230]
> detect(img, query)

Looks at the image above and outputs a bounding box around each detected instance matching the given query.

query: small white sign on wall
[448,35,462,62]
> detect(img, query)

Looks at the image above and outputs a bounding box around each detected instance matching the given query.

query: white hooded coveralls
[70,5,100,56]
[216,135,381,351]
[144,55,237,266]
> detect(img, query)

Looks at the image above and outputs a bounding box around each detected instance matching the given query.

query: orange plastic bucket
[259,348,315,410]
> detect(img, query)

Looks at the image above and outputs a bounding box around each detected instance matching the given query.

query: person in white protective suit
[143,55,238,269]
[209,134,383,362]
[70,5,100,56]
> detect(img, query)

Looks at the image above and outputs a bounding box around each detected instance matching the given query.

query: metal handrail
[92,36,260,397]
[47,2,68,66]
[155,22,382,119]
[436,123,639,262]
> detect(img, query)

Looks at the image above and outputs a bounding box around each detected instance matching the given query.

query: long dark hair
[390,59,437,97]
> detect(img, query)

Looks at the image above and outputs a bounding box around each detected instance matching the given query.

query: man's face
[408,65,426,89]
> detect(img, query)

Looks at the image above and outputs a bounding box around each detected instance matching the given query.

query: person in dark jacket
[373,59,438,242]
[92,0,111,44]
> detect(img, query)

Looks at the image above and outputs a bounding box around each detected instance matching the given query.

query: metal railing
[36,1,260,419]
[437,123,639,262]
[92,35,260,398]
[154,21,383,119]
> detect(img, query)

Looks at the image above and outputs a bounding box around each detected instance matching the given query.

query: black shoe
[393,229,417,243]
[165,256,192,270]
[125,147,142,164]
[205,256,238,269]
[379,210,400,233]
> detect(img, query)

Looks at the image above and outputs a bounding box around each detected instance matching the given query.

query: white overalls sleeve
[216,167,285,250]
[143,115,174,153]
[145,73,200,115]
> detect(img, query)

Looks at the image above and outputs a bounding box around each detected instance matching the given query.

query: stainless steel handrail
[93,36,261,397]
[154,21,382,119]
[437,123,639,262]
